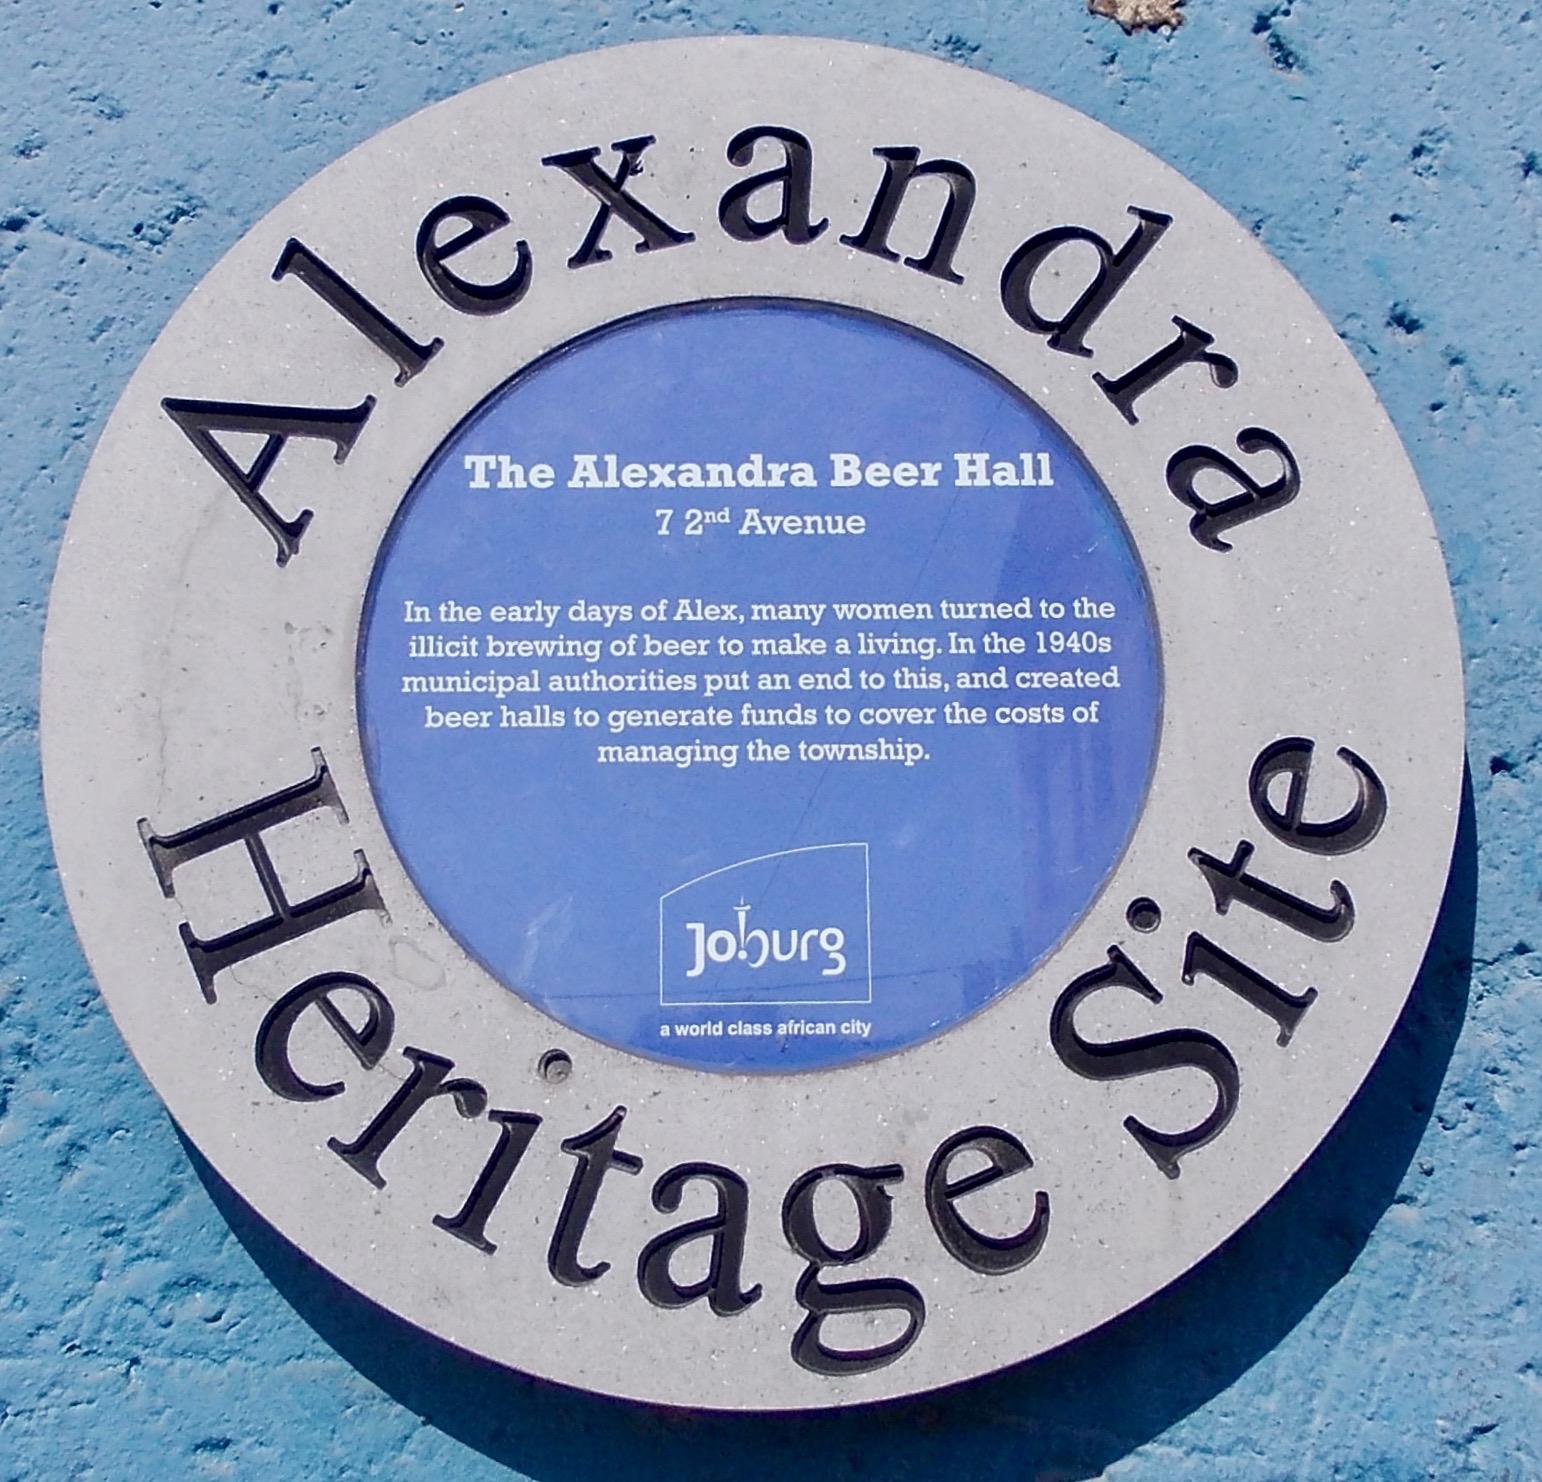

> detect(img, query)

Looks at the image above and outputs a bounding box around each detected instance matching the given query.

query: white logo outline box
[658,842,874,1008]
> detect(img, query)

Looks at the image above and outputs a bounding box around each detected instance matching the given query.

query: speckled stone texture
[1,3,1536,1478]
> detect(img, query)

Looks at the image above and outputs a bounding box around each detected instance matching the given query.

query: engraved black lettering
[1190,839,1354,942]
[636,1163,762,1316]
[924,1126,1050,1276]
[1050,947,1239,1179]
[719,125,827,245]
[540,136,695,268]
[328,1047,487,1189]
[998,207,1172,357]
[255,972,394,1102]
[839,147,975,284]
[139,749,384,1001]
[1182,933,1318,1047]
[415,195,533,316]
[1093,316,1239,424]
[272,239,442,385]
[781,1163,925,1376]
[1250,739,1388,855]
[548,1106,643,1285]
[160,396,374,565]
[1166,428,1301,551]
[434,1109,542,1253]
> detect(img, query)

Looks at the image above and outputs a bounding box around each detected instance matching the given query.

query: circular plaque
[41,38,1463,1409]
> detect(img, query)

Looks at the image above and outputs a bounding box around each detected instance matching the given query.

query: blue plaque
[358,302,1162,1070]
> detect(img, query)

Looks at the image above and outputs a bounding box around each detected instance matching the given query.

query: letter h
[139,749,384,1002]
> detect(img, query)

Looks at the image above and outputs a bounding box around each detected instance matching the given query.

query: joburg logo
[684,900,848,981]
[660,844,873,1007]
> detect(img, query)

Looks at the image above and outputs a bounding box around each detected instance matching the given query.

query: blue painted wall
[1,3,1537,1477]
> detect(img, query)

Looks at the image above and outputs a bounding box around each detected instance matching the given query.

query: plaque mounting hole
[539,1049,573,1084]
[1127,897,1162,932]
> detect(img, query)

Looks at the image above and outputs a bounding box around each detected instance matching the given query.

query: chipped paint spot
[1089,0,1186,33]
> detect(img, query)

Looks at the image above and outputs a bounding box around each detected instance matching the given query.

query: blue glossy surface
[358,303,1159,1071]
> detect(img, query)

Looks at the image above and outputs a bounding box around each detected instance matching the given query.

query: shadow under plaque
[182,769,1478,1482]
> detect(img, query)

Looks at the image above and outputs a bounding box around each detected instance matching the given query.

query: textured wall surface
[1,2,1537,1478]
